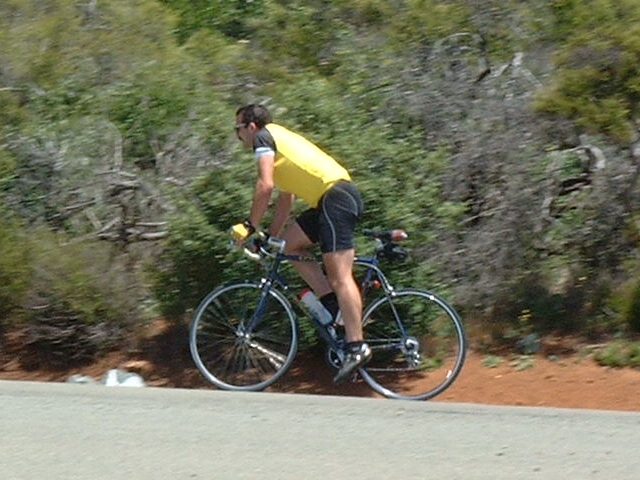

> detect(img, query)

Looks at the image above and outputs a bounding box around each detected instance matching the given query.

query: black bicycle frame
[245,247,407,349]
[353,256,409,339]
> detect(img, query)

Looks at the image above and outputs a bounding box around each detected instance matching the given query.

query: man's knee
[282,223,313,253]
[326,271,356,293]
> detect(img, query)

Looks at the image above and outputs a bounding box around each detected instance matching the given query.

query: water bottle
[298,288,334,326]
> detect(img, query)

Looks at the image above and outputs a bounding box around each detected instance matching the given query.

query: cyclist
[231,103,371,382]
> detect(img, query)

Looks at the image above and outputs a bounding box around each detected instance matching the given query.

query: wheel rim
[360,289,466,400]
[190,283,297,391]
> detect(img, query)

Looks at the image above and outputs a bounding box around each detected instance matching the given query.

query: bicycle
[189,229,466,400]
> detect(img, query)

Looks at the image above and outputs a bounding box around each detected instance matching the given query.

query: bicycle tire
[359,288,466,400]
[189,281,298,391]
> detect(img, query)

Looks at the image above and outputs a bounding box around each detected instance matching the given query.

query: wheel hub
[403,337,421,367]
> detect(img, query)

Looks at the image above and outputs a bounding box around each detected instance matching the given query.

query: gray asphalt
[1,380,639,479]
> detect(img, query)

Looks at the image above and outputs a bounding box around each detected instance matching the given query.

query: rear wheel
[360,288,466,400]
[189,282,298,391]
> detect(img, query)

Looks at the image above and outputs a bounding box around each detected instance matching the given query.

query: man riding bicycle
[231,103,371,382]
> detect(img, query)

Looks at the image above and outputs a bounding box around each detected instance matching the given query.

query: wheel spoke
[190,283,297,391]
[360,289,466,400]
[247,339,287,370]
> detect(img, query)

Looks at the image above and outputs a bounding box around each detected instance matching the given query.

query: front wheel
[189,282,298,391]
[360,288,466,400]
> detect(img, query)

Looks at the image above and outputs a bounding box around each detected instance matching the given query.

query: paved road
[1,380,639,480]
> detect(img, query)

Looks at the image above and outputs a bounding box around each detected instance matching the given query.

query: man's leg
[324,248,371,383]
[281,222,333,297]
[322,249,362,342]
[282,221,364,343]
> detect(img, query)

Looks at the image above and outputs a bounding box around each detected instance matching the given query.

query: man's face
[235,115,253,148]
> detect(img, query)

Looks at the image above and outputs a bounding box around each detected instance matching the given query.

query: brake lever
[243,235,265,261]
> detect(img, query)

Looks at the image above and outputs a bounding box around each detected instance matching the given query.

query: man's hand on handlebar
[248,231,270,253]
[230,220,256,246]
[229,223,273,260]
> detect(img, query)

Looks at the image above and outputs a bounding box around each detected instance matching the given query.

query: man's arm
[248,153,275,230]
[269,192,295,237]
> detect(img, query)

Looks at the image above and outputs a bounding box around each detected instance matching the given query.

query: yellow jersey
[253,123,351,207]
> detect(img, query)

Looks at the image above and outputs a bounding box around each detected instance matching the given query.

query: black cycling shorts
[296,180,364,253]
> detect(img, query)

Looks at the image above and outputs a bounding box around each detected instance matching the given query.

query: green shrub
[624,279,640,333]
[594,340,640,368]
[18,228,144,367]
[604,272,640,335]
[149,204,229,319]
[0,211,31,328]
[148,164,259,319]
[536,1,640,143]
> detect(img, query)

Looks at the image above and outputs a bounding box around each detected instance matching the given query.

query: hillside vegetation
[1,0,640,367]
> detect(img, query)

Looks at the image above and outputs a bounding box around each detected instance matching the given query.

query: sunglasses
[234,122,248,133]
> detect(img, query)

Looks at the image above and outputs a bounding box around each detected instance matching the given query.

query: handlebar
[237,227,408,262]
[241,232,286,261]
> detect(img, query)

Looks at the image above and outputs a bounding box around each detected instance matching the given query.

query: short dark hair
[236,104,273,128]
